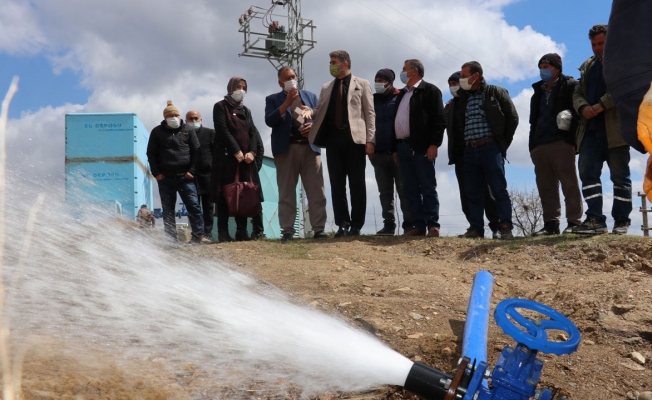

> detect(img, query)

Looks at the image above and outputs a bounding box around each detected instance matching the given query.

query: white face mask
[449,86,460,98]
[374,82,388,93]
[188,121,201,130]
[459,74,475,91]
[283,79,298,92]
[166,117,180,129]
[231,89,246,102]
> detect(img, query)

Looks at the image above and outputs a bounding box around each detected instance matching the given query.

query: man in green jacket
[572,24,632,235]
[455,61,519,239]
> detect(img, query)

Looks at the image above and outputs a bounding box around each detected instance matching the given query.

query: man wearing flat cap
[528,53,583,236]
[147,100,205,246]
[445,71,500,238]
[371,68,412,235]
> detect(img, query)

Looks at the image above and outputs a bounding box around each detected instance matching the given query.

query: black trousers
[454,156,500,232]
[326,128,367,229]
[198,193,214,237]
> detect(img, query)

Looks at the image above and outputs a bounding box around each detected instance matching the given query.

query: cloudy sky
[1,0,648,236]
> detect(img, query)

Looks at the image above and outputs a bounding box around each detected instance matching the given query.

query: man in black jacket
[455,61,519,239]
[528,54,583,236]
[186,110,215,240]
[391,59,447,237]
[445,71,500,238]
[147,100,205,245]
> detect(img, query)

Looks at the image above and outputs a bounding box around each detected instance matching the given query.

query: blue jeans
[463,141,512,235]
[578,130,632,222]
[158,175,205,242]
[396,142,440,232]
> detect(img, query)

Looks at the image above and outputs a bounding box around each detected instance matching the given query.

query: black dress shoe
[334,226,349,238]
[313,230,329,239]
[280,233,293,243]
[348,227,361,236]
[376,225,396,236]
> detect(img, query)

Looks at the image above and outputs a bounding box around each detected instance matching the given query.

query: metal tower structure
[238,0,317,237]
[238,1,316,89]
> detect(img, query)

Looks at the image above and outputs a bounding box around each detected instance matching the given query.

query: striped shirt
[464,91,492,142]
[394,80,422,139]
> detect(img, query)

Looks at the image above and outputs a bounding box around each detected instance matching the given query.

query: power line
[357,0,532,115]
[374,0,512,81]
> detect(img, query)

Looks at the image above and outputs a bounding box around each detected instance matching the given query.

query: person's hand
[155,174,164,181]
[299,105,313,120]
[591,103,605,114]
[244,152,255,164]
[581,105,597,119]
[284,87,299,107]
[234,151,244,162]
[393,152,398,165]
[366,142,375,160]
[426,145,438,162]
[300,122,312,137]
[184,172,194,180]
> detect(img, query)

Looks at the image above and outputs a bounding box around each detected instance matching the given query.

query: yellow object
[638,82,652,201]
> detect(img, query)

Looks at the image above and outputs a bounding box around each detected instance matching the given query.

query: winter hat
[538,53,562,71]
[448,71,461,82]
[163,100,180,117]
[375,68,395,83]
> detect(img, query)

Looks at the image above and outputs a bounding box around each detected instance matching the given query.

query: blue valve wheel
[494,298,581,355]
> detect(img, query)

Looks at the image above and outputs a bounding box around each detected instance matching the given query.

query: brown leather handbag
[222,163,262,217]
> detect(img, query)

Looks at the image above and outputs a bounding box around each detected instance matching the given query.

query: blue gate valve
[403,298,581,400]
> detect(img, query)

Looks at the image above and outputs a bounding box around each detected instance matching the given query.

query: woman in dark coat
[211,76,263,242]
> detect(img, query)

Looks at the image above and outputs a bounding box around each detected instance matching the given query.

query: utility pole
[238,0,317,237]
[238,1,316,90]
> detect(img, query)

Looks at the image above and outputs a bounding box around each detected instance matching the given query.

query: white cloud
[0,0,47,55]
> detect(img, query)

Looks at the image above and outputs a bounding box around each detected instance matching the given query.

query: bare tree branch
[509,187,543,237]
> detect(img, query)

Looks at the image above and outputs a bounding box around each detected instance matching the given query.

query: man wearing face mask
[390,59,447,237]
[186,110,215,241]
[307,50,376,237]
[147,100,205,246]
[455,61,519,239]
[264,66,328,242]
[445,71,500,238]
[371,68,412,235]
[528,54,583,236]
[572,24,632,235]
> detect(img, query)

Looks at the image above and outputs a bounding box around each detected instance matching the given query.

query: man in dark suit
[391,59,447,237]
[265,67,328,242]
[307,50,376,237]
[186,110,215,240]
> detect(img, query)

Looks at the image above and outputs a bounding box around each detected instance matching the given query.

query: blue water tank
[65,113,154,220]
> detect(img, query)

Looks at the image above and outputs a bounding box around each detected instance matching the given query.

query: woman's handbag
[222,163,262,217]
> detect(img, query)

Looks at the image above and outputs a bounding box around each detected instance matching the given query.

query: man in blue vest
[265,66,328,242]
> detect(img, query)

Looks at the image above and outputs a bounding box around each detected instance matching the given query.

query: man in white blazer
[307,50,376,237]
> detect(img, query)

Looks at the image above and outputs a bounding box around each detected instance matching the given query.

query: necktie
[335,79,343,128]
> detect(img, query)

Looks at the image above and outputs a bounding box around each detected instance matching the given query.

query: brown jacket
[309,74,375,147]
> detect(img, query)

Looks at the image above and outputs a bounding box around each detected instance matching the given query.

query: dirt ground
[16,233,652,399]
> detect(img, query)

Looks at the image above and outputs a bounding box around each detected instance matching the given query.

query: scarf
[224,76,247,109]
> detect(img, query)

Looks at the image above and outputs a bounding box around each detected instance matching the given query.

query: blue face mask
[400,71,409,84]
[540,68,554,82]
